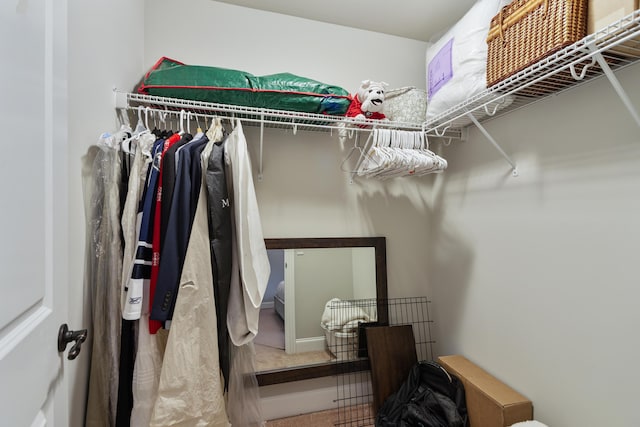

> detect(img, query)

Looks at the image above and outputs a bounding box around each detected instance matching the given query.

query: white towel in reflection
[321,298,371,332]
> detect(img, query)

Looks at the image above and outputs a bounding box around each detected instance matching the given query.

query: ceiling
[213,0,476,42]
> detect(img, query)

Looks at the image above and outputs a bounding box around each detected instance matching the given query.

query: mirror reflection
[254,237,387,382]
[255,247,376,372]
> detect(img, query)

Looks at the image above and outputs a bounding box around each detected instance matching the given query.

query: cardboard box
[588,0,639,34]
[438,355,533,427]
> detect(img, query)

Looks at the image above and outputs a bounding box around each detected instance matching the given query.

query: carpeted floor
[265,408,339,427]
[265,405,375,426]
[254,307,334,372]
[254,342,333,372]
[255,307,285,350]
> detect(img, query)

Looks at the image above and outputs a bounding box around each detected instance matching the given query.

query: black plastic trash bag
[376,360,469,427]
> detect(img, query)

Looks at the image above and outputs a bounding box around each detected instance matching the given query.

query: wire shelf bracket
[588,44,640,127]
[465,112,519,177]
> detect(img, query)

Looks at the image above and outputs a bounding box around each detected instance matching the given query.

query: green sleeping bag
[138,57,352,115]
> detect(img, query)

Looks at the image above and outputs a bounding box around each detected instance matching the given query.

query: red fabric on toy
[346,96,386,120]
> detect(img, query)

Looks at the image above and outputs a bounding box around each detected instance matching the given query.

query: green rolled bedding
[138,57,351,115]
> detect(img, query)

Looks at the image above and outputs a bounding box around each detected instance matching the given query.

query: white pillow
[426,0,512,121]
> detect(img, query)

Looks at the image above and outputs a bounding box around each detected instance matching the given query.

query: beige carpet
[255,342,334,372]
[266,408,338,427]
[255,307,285,349]
[254,307,334,372]
[265,405,375,426]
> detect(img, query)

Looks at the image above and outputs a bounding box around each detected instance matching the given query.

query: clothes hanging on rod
[118,127,156,427]
[225,121,271,346]
[84,128,128,427]
[205,126,233,390]
[149,134,228,427]
[84,110,268,427]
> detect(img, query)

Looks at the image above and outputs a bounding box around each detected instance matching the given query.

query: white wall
[143,0,427,91]
[352,247,377,300]
[264,249,285,307]
[142,0,432,301]
[294,248,353,338]
[430,62,640,427]
[67,1,145,425]
[142,0,432,293]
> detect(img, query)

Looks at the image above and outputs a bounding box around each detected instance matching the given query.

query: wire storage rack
[425,9,640,134]
[423,9,640,176]
[116,91,442,133]
[114,91,465,139]
[324,297,435,427]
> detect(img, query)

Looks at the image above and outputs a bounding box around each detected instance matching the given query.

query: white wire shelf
[115,91,463,140]
[425,9,640,134]
[114,91,461,182]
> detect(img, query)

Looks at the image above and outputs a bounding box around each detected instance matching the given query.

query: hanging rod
[114,91,457,182]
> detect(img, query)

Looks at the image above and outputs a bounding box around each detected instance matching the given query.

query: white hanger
[121,122,150,154]
[194,113,203,134]
[133,106,146,134]
[121,107,146,154]
[150,107,160,132]
[179,110,186,135]
[190,113,204,141]
[145,107,151,131]
[159,109,167,131]
[356,128,448,179]
[357,129,388,178]
[341,131,371,174]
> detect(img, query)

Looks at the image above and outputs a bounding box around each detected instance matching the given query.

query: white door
[0,1,71,426]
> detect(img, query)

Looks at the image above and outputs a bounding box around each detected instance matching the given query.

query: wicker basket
[486,0,588,88]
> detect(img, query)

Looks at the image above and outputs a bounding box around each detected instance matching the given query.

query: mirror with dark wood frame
[256,237,388,386]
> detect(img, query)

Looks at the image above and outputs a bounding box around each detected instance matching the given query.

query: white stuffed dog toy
[346,80,389,121]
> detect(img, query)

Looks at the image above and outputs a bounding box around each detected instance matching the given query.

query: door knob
[57,323,87,360]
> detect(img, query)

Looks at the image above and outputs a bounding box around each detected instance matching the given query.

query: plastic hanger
[358,129,389,178]
[190,113,204,141]
[159,108,171,138]
[120,127,150,155]
[340,131,369,173]
[133,105,147,135]
[145,107,152,131]
[194,113,204,134]
[150,108,161,137]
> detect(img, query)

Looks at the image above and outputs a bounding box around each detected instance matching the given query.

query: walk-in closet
[2,0,639,426]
